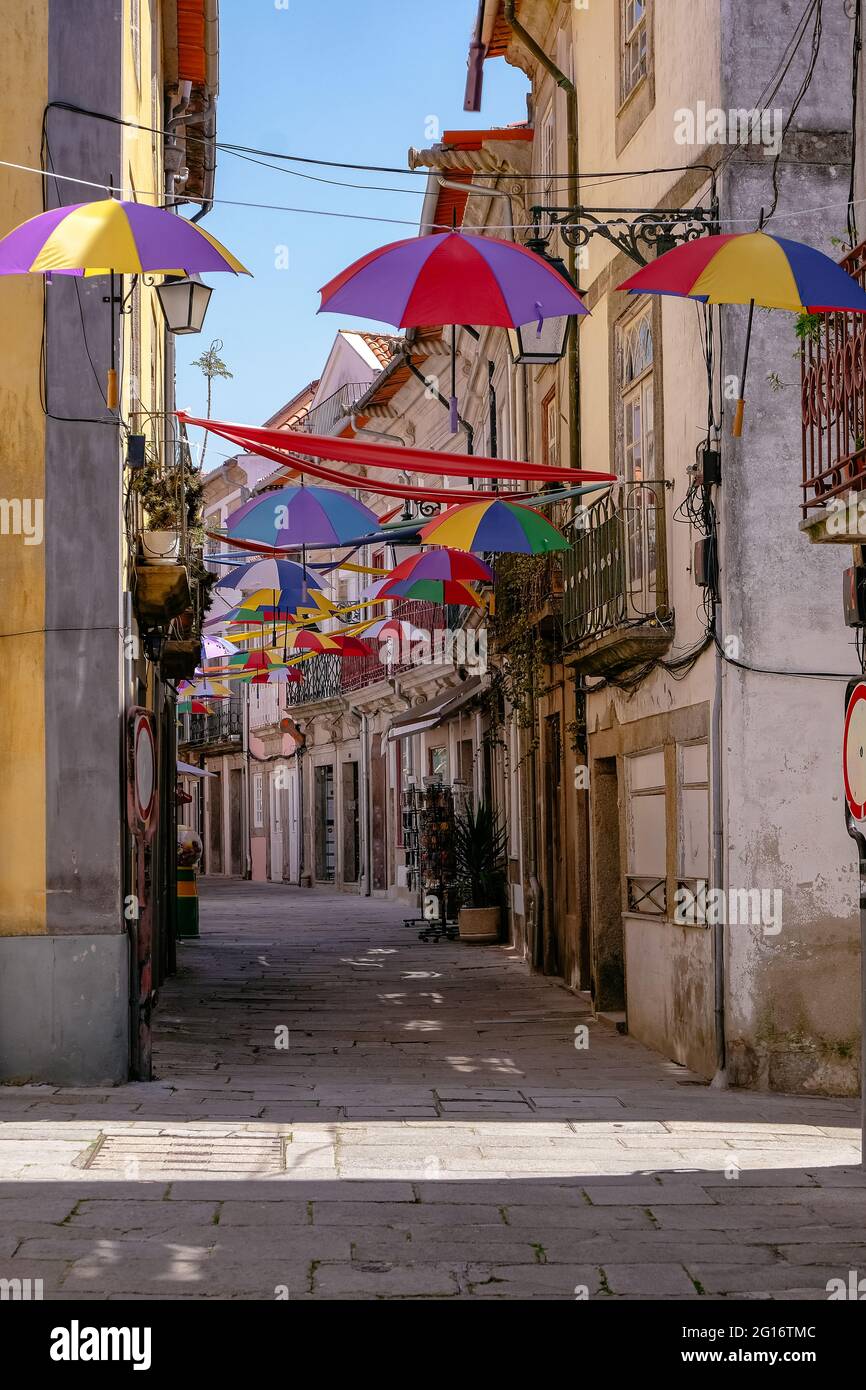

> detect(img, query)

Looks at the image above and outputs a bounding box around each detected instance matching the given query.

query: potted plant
[454,801,508,943]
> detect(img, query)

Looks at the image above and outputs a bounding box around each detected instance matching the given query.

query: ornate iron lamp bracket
[529,201,720,268]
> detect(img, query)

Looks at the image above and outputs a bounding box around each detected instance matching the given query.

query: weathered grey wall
[720,0,861,1093]
[0,935,128,1084]
[45,0,124,934]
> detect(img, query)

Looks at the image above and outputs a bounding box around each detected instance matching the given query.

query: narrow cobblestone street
[0,880,863,1300]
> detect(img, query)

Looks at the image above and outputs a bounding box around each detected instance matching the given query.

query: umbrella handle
[732,298,756,439]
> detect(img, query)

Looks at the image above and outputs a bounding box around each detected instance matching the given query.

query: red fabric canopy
[178,412,615,487]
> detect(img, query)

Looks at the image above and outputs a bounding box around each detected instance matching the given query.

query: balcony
[283,600,464,707]
[298,382,372,437]
[562,481,672,674]
[182,700,243,751]
[801,241,866,538]
[493,553,563,644]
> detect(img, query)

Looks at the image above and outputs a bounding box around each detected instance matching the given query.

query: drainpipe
[349,704,372,896]
[242,690,252,878]
[503,0,581,469]
[711,605,727,1086]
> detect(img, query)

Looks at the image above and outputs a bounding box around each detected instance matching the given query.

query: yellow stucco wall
[122,0,166,450]
[0,2,49,933]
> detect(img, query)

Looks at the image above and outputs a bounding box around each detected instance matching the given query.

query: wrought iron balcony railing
[184,701,243,748]
[297,382,372,437]
[802,240,866,514]
[283,600,466,707]
[562,481,670,647]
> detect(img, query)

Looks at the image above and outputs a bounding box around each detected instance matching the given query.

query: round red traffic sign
[843,682,866,821]
[133,712,157,827]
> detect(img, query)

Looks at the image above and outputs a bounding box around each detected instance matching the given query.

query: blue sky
[176,0,528,468]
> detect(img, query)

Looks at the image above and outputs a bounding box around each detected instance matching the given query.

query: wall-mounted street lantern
[155,274,213,335]
[507,243,574,366]
[142,627,168,663]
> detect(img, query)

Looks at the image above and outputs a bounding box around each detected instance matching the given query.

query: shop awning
[177,760,216,778]
[388,677,483,741]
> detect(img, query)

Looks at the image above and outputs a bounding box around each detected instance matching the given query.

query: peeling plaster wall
[720,0,860,1095]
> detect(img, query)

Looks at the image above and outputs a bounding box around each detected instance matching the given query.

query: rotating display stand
[401,780,458,941]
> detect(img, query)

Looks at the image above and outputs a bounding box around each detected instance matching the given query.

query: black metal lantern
[142,628,167,663]
[507,247,575,366]
[507,313,572,366]
[155,274,213,335]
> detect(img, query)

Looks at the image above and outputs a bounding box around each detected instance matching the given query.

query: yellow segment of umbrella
[0,198,250,407]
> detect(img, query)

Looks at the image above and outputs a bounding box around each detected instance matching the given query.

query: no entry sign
[843,681,866,823]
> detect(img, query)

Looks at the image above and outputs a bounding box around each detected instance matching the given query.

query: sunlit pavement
[0,879,863,1300]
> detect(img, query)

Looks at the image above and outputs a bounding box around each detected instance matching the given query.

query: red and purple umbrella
[389,548,493,585]
[319,230,587,429]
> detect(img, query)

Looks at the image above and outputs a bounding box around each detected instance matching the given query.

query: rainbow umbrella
[282,628,372,657]
[419,499,568,554]
[226,486,379,548]
[320,231,587,430]
[239,667,302,685]
[378,575,482,607]
[177,698,213,715]
[389,548,493,585]
[227,648,285,674]
[618,231,866,435]
[362,617,428,643]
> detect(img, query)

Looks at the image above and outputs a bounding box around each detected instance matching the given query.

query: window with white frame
[678,741,709,892]
[619,308,657,609]
[625,749,666,915]
[253,773,264,829]
[539,101,555,234]
[621,0,648,103]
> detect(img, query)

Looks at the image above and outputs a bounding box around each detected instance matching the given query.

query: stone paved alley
[0,880,864,1300]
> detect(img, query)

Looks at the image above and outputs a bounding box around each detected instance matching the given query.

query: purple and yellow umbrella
[0,198,249,407]
[0,198,249,277]
[618,231,866,435]
[419,499,568,555]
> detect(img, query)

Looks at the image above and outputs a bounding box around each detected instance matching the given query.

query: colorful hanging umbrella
[0,198,249,408]
[0,199,250,277]
[319,231,587,430]
[389,548,493,585]
[177,698,214,715]
[617,231,866,436]
[185,678,232,700]
[227,648,287,673]
[419,499,569,554]
[378,576,482,607]
[202,635,238,660]
[362,617,428,643]
[226,485,379,547]
[217,557,326,594]
[282,628,372,657]
[239,667,302,685]
[320,230,586,329]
